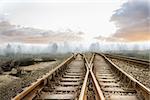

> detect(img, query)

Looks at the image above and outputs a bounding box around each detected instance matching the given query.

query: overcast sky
[0,0,126,37]
[0,0,149,43]
[110,0,150,41]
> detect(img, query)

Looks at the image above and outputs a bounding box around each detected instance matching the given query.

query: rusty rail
[100,53,150,100]
[89,53,95,66]
[89,53,105,100]
[79,53,105,100]
[78,54,89,100]
[90,67,105,100]
[104,53,150,66]
[12,52,150,100]
[79,63,89,100]
[12,55,75,100]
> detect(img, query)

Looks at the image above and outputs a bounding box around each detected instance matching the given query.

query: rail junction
[12,53,150,100]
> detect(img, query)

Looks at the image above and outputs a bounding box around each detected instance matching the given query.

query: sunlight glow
[0,0,124,38]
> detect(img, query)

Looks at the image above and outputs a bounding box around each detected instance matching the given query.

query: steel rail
[12,53,150,100]
[78,63,89,100]
[78,54,90,100]
[89,53,105,100]
[89,53,95,66]
[104,53,150,66]
[100,53,150,100]
[90,66,105,100]
[12,55,75,100]
[79,53,106,100]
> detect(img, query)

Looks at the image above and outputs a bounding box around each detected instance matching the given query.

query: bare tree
[5,43,13,56]
[51,43,58,53]
[89,42,100,52]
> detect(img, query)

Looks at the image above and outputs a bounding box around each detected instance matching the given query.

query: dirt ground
[20,62,56,71]
[0,60,62,100]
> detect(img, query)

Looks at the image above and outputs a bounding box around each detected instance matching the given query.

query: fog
[0,41,149,56]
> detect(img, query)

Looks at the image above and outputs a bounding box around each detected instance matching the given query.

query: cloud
[0,21,83,44]
[94,35,126,42]
[0,13,9,22]
[22,34,83,44]
[110,0,150,41]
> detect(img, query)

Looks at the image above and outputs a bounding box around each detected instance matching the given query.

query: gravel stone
[108,58,150,89]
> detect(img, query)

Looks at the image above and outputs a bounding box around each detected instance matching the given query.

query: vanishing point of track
[12,53,150,100]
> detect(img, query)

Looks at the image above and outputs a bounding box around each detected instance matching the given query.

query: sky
[0,0,149,44]
[110,0,150,41]
[0,0,124,36]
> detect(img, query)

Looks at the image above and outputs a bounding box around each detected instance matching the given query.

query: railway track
[103,53,150,89]
[13,54,88,100]
[35,54,86,99]
[104,53,150,67]
[91,53,150,100]
[12,53,150,100]
[93,54,138,100]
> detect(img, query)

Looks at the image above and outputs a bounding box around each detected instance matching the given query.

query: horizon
[0,0,149,53]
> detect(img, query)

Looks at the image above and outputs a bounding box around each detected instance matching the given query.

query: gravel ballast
[108,58,150,89]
